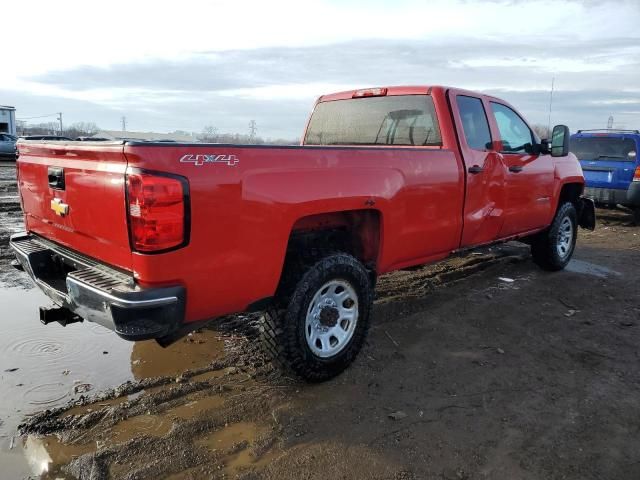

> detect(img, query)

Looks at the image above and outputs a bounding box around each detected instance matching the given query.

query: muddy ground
[2,162,640,479]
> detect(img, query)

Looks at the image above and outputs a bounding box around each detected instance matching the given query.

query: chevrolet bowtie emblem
[50,198,69,217]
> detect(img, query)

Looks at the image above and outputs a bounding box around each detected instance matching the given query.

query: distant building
[0,106,16,136]
[92,130,198,143]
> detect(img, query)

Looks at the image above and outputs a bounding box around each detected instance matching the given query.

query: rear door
[488,101,554,237]
[17,141,132,272]
[448,90,506,247]
[571,135,639,190]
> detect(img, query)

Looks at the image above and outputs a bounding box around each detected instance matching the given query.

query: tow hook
[39,306,83,327]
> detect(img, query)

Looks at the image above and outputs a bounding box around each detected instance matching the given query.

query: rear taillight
[633,166,640,182]
[126,169,189,253]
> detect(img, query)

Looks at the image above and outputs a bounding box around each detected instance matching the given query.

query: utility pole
[607,115,614,130]
[121,116,127,132]
[57,112,63,135]
[546,77,554,136]
[248,120,257,142]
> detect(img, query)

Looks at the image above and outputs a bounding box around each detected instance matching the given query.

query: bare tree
[531,124,550,139]
[198,125,218,143]
[65,122,100,139]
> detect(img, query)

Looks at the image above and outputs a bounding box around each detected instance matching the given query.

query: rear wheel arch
[275,209,382,296]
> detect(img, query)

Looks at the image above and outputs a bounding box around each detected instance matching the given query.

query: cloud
[3,0,639,137]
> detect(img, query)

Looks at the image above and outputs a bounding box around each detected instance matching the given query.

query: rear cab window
[455,96,492,151]
[304,95,442,146]
[570,136,638,162]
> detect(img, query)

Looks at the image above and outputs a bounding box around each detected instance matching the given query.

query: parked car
[11,85,595,381]
[570,129,640,223]
[19,135,73,141]
[0,133,17,159]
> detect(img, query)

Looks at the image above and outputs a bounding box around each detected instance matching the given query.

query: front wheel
[531,202,578,271]
[260,253,373,382]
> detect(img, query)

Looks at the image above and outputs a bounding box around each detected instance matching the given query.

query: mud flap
[577,197,596,230]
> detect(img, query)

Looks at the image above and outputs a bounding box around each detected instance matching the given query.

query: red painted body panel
[15,86,586,326]
[125,144,464,321]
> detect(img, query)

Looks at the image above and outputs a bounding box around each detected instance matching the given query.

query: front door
[448,90,506,248]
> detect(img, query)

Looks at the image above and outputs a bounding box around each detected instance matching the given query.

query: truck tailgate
[16,141,132,272]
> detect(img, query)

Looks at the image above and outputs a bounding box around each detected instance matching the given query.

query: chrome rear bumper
[9,232,185,341]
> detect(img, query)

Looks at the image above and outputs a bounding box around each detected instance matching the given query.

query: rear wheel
[260,253,373,382]
[531,202,577,271]
[633,208,640,226]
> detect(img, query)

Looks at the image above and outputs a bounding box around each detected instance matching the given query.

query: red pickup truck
[11,86,595,381]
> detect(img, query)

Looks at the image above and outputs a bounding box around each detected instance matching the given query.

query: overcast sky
[2,0,639,139]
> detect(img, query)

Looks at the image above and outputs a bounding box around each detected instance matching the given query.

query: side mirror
[551,125,570,157]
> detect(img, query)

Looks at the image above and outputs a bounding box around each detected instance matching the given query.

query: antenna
[547,77,554,135]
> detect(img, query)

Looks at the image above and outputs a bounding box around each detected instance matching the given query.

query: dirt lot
[2,162,640,479]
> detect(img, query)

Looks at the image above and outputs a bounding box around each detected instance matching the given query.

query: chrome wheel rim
[305,280,359,358]
[556,216,574,259]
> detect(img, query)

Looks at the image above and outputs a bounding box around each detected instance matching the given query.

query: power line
[16,113,60,121]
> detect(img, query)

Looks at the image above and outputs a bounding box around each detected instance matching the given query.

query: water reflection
[130,328,225,380]
[1,284,229,478]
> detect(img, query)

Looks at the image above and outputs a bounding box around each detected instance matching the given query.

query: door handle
[468,165,484,174]
[509,165,523,173]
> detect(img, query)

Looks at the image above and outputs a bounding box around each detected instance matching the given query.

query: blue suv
[570,129,640,223]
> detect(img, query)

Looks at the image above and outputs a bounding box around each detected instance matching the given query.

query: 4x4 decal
[179,154,239,166]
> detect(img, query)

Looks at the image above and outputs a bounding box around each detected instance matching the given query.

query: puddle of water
[22,435,94,479]
[194,421,277,476]
[169,395,225,419]
[197,421,264,452]
[0,270,230,477]
[0,287,134,436]
[227,445,279,474]
[566,259,621,278]
[109,394,224,444]
[130,329,225,380]
[0,287,134,477]
[0,285,227,477]
[110,413,174,444]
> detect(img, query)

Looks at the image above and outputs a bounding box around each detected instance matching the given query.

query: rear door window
[455,96,492,151]
[304,95,442,146]
[570,136,638,161]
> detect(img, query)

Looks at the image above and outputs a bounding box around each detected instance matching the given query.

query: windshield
[570,136,638,161]
[304,95,442,146]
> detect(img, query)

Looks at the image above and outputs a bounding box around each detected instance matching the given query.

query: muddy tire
[531,202,578,271]
[260,253,373,382]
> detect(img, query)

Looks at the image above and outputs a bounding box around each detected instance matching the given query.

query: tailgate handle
[48,167,65,190]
